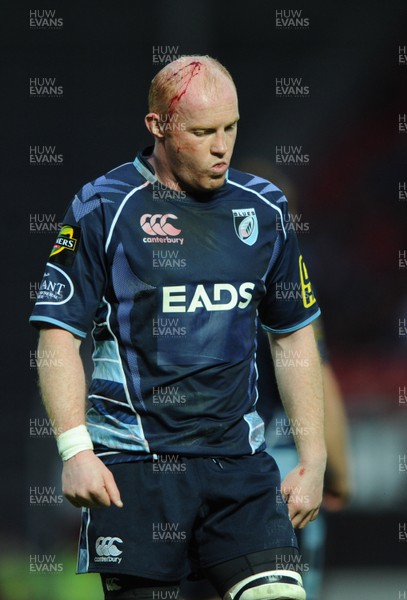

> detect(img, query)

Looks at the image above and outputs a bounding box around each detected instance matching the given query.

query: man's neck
[146,151,183,193]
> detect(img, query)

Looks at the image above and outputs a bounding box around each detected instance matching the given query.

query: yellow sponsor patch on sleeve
[299,255,316,308]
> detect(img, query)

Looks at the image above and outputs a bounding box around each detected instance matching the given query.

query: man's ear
[145,113,165,139]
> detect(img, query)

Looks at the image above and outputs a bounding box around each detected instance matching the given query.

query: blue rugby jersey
[30,148,321,463]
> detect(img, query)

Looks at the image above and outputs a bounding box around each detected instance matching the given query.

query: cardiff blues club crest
[232,208,258,246]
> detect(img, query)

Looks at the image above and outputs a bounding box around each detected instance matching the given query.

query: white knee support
[223,570,306,600]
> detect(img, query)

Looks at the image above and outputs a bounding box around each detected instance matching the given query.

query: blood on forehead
[165,61,203,114]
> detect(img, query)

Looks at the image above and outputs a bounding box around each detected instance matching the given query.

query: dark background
[1,1,406,598]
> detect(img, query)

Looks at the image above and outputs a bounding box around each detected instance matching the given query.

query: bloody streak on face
[146,57,240,195]
[165,61,203,115]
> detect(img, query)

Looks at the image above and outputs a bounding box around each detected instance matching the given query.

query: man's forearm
[37,327,87,434]
[36,328,122,509]
[323,363,350,491]
[268,324,327,466]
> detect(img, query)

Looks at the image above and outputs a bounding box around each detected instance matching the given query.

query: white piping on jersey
[252,313,261,407]
[228,179,287,240]
[243,348,261,454]
[244,317,266,456]
[92,299,151,453]
[243,415,265,454]
[95,450,158,460]
[253,351,259,406]
[88,422,145,442]
[105,180,151,252]
[84,509,91,572]
[89,411,145,437]
[79,508,91,573]
[93,358,119,362]
[88,394,130,408]
[106,161,133,174]
[92,357,123,384]
[93,301,133,412]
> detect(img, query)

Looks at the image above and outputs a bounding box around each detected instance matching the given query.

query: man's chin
[206,173,227,189]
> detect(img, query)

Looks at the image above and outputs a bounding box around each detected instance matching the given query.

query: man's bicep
[267,322,315,348]
[38,325,82,352]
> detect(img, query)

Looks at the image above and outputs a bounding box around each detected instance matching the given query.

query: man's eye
[193,130,205,137]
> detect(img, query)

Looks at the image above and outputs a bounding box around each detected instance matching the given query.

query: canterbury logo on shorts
[94,536,123,563]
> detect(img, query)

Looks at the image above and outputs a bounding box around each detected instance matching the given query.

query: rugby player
[30,55,327,600]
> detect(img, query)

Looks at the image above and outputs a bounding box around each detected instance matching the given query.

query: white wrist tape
[56,425,94,461]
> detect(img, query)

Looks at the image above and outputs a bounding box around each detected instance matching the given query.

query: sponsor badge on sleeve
[49,224,81,266]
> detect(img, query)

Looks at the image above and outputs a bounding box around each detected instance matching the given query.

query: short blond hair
[148,55,235,116]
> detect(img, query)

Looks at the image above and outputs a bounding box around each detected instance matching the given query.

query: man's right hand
[62,450,123,509]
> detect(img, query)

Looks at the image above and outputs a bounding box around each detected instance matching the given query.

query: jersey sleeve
[29,192,107,338]
[258,203,321,334]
